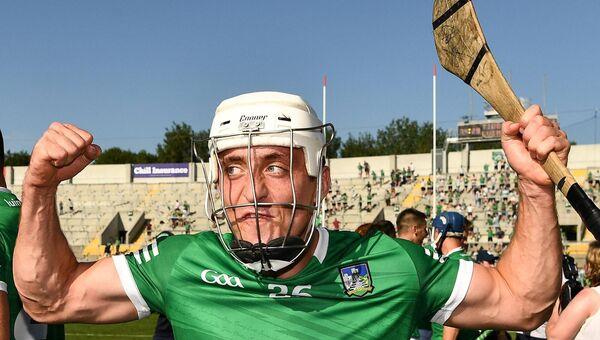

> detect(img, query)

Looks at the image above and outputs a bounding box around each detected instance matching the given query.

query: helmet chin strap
[230,235,311,276]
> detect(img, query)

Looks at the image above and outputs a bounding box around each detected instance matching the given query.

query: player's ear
[320,166,331,201]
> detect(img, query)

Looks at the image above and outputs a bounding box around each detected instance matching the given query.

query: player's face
[218,146,328,245]
[415,221,428,244]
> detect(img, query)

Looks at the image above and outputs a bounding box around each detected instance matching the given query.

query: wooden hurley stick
[432,0,600,239]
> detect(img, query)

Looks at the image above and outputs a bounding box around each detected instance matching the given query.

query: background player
[0,130,64,339]
[14,92,566,337]
[426,212,480,340]
[396,208,428,245]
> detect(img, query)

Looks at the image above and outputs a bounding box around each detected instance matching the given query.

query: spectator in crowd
[115,238,121,255]
[366,192,373,212]
[146,222,153,238]
[365,181,372,194]
[58,201,64,215]
[363,161,370,178]
[379,169,384,186]
[332,218,340,231]
[68,198,74,213]
[384,189,391,206]
[547,241,600,339]
[487,227,494,243]
[357,162,363,178]
[426,212,480,340]
[467,203,474,221]
[103,241,111,257]
[396,208,428,245]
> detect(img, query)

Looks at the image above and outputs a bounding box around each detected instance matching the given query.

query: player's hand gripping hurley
[432,0,600,239]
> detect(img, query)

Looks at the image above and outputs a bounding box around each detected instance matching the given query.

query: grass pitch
[65,314,158,340]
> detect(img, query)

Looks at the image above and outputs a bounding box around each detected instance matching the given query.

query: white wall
[73,164,131,184]
[396,153,430,175]
[329,155,396,179]
[12,166,27,185]
[3,167,12,186]
[469,149,499,172]
[447,151,462,173]
[569,145,600,169]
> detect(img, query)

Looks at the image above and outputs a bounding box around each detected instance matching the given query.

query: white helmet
[196,91,334,275]
[208,91,326,181]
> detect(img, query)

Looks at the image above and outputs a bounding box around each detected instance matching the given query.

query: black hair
[396,208,427,232]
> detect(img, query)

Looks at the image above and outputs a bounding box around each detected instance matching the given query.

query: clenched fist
[502,105,570,187]
[25,123,101,188]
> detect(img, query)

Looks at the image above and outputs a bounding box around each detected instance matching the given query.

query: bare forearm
[14,184,79,310]
[497,178,561,319]
[442,326,459,340]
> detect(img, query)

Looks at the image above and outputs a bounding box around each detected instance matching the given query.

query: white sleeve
[112,255,151,319]
[430,259,474,324]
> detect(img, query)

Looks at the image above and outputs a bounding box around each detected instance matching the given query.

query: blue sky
[1,1,599,153]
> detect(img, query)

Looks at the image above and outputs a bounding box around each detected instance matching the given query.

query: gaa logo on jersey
[201,269,244,288]
[339,262,374,297]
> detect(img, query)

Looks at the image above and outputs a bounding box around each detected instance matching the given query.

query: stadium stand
[5,145,600,264]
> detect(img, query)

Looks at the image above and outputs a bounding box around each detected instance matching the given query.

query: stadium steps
[82,233,148,260]
[401,176,426,208]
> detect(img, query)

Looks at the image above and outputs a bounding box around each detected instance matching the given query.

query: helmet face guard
[194,123,335,275]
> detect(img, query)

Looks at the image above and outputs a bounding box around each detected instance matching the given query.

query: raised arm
[448,105,566,330]
[13,123,138,323]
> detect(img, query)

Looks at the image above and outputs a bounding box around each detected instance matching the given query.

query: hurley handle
[432,0,600,239]
[486,78,600,240]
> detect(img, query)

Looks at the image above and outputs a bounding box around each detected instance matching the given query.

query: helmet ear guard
[193,91,336,275]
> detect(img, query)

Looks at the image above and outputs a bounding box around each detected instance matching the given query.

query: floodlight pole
[322,75,327,228]
[190,136,194,163]
[432,64,437,219]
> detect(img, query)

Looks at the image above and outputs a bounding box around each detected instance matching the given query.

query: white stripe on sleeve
[0,281,6,293]
[112,255,151,319]
[431,259,474,324]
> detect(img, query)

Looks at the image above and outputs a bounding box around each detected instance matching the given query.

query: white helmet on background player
[196,91,334,275]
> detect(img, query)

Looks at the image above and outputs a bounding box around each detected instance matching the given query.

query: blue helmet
[432,211,466,235]
[432,211,467,252]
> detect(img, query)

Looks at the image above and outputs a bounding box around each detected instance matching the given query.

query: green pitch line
[65,314,158,340]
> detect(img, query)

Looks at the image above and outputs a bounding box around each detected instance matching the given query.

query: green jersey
[424,245,479,340]
[0,188,64,340]
[114,229,473,339]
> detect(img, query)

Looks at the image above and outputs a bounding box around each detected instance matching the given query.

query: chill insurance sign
[132,163,190,178]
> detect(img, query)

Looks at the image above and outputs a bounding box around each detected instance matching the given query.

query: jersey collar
[0,187,12,194]
[313,227,329,264]
[445,246,464,257]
